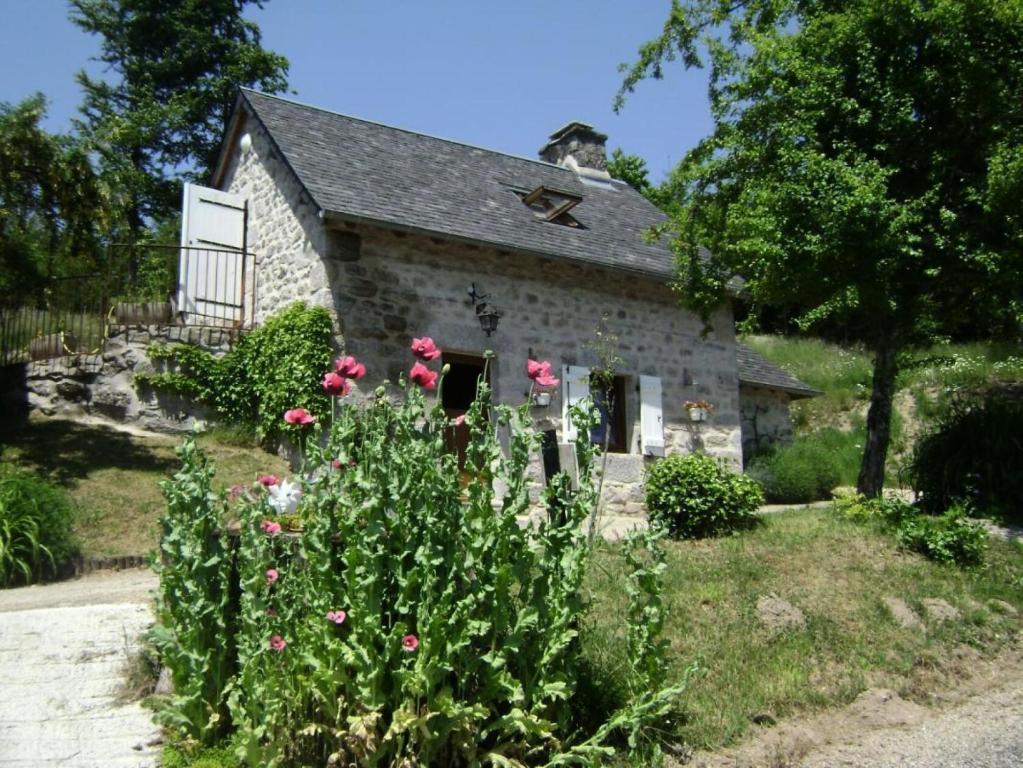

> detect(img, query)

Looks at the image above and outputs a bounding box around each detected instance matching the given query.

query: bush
[645,453,763,538]
[893,505,988,568]
[747,437,843,504]
[909,392,1023,521]
[0,470,77,586]
[834,494,987,567]
[152,346,684,766]
[137,302,334,441]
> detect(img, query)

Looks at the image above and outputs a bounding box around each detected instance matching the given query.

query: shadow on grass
[0,418,178,486]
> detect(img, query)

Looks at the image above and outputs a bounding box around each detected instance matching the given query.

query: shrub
[893,505,988,568]
[645,453,763,538]
[0,470,77,587]
[834,494,987,567]
[909,392,1023,521]
[136,302,334,441]
[153,346,684,766]
[747,437,843,504]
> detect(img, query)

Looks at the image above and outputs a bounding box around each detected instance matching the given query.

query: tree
[70,0,289,236]
[0,95,107,299]
[607,148,671,210]
[617,0,1023,497]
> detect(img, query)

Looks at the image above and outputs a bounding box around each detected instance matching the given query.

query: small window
[513,185,586,228]
[590,374,628,453]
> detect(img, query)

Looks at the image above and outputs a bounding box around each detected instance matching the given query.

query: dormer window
[513,185,585,228]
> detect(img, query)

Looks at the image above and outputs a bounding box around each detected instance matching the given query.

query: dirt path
[0,568,160,767]
[691,638,1023,768]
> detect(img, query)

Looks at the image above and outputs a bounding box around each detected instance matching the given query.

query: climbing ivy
[136,302,334,440]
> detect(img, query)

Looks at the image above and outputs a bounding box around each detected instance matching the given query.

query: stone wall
[739,385,795,462]
[323,224,742,515]
[18,325,235,433]
[219,109,335,325]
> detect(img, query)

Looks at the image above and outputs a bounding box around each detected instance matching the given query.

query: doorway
[441,351,489,470]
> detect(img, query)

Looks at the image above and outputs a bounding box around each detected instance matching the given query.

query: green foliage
[893,506,988,568]
[70,0,289,227]
[619,0,1023,495]
[834,493,986,568]
[155,366,683,765]
[645,454,763,539]
[0,470,77,587]
[0,94,107,297]
[161,743,240,768]
[909,393,1023,522]
[747,438,843,503]
[149,437,234,744]
[137,302,334,440]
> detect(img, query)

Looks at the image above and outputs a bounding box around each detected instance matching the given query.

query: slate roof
[228,89,679,279]
[736,344,821,399]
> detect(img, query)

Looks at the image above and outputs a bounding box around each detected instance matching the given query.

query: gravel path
[0,569,160,767]
[800,679,1023,767]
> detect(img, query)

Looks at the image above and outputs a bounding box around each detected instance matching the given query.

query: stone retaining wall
[15,324,236,433]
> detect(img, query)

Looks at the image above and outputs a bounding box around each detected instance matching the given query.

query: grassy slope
[0,417,288,558]
[742,335,1023,486]
[585,510,1023,750]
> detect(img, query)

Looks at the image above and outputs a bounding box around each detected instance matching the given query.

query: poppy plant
[283,408,316,426]
[322,371,351,396]
[401,634,419,652]
[258,474,280,487]
[335,355,366,380]
[266,568,279,585]
[410,337,441,361]
[269,635,287,652]
[261,520,282,536]
[326,610,347,625]
[409,362,438,390]
[526,359,560,389]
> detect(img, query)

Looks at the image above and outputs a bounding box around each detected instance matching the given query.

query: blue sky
[0,1,713,183]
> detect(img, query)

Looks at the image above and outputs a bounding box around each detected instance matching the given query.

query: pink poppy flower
[261,520,282,536]
[334,355,366,380]
[326,610,347,625]
[452,414,466,427]
[258,474,280,487]
[410,337,441,361]
[283,408,316,426]
[527,359,559,389]
[266,568,279,585]
[409,362,438,390]
[401,634,419,652]
[269,634,287,652]
[322,371,351,397]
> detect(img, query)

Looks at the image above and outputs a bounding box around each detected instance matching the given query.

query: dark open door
[441,352,488,471]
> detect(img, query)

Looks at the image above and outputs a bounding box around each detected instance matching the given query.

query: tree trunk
[857,332,900,498]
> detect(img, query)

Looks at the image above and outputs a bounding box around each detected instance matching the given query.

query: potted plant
[684,399,715,422]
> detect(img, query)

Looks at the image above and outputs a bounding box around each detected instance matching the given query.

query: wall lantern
[468,282,502,336]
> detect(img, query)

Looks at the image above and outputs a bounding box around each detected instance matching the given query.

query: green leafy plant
[0,470,77,587]
[155,345,684,766]
[644,454,763,539]
[747,438,843,503]
[149,438,234,744]
[909,392,1023,522]
[136,302,333,440]
[834,493,986,568]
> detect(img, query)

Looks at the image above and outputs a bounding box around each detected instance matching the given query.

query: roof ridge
[240,88,580,174]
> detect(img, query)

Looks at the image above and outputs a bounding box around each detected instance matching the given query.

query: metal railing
[0,243,255,367]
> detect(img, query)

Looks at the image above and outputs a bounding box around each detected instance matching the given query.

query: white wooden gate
[177,183,248,326]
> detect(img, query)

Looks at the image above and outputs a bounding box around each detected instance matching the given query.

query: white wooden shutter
[640,375,665,456]
[178,182,247,325]
[561,365,591,441]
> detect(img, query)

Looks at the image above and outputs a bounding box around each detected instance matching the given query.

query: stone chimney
[539,121,609,173]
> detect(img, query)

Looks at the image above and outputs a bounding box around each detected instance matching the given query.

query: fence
[0,244,255,367]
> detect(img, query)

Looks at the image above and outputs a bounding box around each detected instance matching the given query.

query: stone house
[180,88,814,514]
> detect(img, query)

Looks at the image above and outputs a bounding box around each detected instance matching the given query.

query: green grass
[741,335,1023,488]
[0,416,289,559]
[584,509,1023,751]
